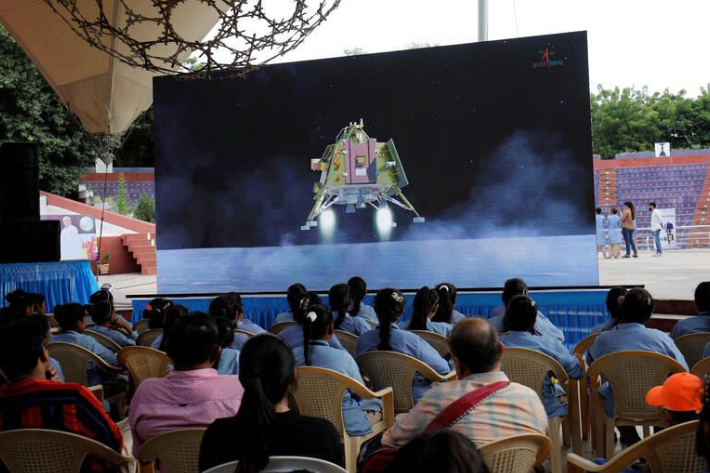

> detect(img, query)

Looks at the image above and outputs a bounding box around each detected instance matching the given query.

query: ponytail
[235,377,277,473]
[374,288,406,351]
[286,283,307,314]
[302,305,332,366]
[328,284,352,329]
[293,292,321,324]
[348,276,367,317]
[433,283,456,323]
[410,286,439,331]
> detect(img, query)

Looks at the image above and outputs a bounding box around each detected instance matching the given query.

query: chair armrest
[568,445,648,473]
[93,356,126,375]
[426,370,457,382]
[88,385,105,404]
[566,453,606,472]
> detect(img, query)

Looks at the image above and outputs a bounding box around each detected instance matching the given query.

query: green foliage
[114,108,154,167]
[100,252,110,264]
[116,172,129,215]
[133,192,155,223]
[0,25,99,196]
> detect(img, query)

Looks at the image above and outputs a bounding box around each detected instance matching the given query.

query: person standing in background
[621,201,638,258]
[596,207,608,258]
[607,208,623,259]
[649,202,665,257]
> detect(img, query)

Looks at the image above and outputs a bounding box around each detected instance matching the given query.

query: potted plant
[98,252,110,275]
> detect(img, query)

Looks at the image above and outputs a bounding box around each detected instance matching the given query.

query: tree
[116,172,129,215]
[133,193,155,223]
[0,25,100,196]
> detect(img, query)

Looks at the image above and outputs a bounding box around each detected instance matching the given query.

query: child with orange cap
[646,372,703,426]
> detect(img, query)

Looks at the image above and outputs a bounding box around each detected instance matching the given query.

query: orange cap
[646,372,703,412]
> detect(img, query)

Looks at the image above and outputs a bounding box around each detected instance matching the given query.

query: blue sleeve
[330,333,345,350]
[488,315,504,331]
[355,318,371,336]
[538,313,565,343]
[89,338,118,365]
[665,338,689,370]
[50,357,65,382]
[416,338,450,375]
[555,342,584,379]
[669,321,683,339]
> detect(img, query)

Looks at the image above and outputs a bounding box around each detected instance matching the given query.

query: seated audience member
[399,286,452,337]
[199,335,343,472]
[209,293,252,350]
[0,318,124,471]
[646,372,702,426]
[3,289,33,320]
[52,303,120,385]
[591,287,628,334]
[356,288,451,404]
[489,278,565,342]
[129,313,243,454]
[589,288,688,445]
[499,295,583,418]
[670,281,710,339]
[330,283,371,336]
[151,304,188,351]
[86,289,138,347]
[273,283,307,325]
[213,316,240,375]
[381,318,547,449]
[696,377,710,470]
[294,304,382,436]
[28,314,65,383]
[387,430,491,473]
[432,283,466,324]
[30,293,47,316]
[145,297,173,330]
[348,276,378,323]
[279,292,347,351]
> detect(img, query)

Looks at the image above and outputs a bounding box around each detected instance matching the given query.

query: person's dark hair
[0,307,22,328]
[387,429,491,473]
[611,207,618,215]
[234,335,296,473]
[620,288,654,324]
[88,289,115,325]
[695,282,710,314]
[28,313,51,338]
[501,278,528,306]
[54,303,86,332]
[286,283,307,314]
[328,284,353,329]
[410,286,439,331]
[30,293,45,313]
[667,409,699,425]
[374,288,406,350]
[596,207,602,214]
[145,298,173,329]
[293,292,321,324]
[348,276,367,316]
[302,304,333,366]
[5,289,32,316]
[606,287,628,323]
[649,201,657,209]
[433,283,457,323]
[166,312,219,369]
[503,295,538,333]
[159,304,188,352]
[0,317,47,380]
[209,293,242,324]
[214,316,236,348]
[450,319,501,374]
[697,377,710,468]
[625,201,636,220]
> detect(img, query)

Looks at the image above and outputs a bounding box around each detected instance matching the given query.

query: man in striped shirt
[0,318,123,472]
[382,318,547,448]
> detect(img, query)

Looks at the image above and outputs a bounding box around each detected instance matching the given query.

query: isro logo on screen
[533,46,564,69]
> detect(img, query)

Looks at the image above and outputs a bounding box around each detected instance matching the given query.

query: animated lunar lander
[301,120,425,231]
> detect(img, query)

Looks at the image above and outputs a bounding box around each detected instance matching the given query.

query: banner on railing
[660,208,677,249]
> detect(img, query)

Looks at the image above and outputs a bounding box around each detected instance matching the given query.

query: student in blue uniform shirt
[432,283,466,324]
[499,295,583,418]
[489,278,565,343]
[209,293,251,350]
[589,288,688,444]
[144,298,173,331]
[273,283,308,325]
[607,207,623,259]
[213,316,240,375]
[348,276,378,323]
[330,284,372,336]
[151,304,188,351]
[280,292,347,351]
[596,207,609,258]
[670,281,710,339]
[399,286,452,338]
[85,290,138,347]
[52,303,120,386]
[590,287,628,334]
[294,304,382,436]
[356,288,451,404]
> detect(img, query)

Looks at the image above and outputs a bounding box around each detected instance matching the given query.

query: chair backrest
[293,366,351,437]
[47,342,114,386]
[137,428,206,473]
[587,351,687,422]
[0,428,133,473]
[356,351,452,413]
[234,328,256,339]
[573,332,600,369]
[137,329,163,347]
[479,434,552,473]
[117,346,172,389]
[134,319,150,334]
[84,329,123,353]
[203,456,348,473]
[269,321,297,334]
[410,330,450,357]
[500,347,568,396]
[334,330,358,357]
[674,332,710,370]
[691,357,710,379]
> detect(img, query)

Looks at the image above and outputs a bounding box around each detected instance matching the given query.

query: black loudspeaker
[0,142,40,221]
[0,220,60,263]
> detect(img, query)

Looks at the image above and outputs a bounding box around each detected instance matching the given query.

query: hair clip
[391,292,405,303]
[440,285,449,292]
[145,304,153,312]
[306,312,317,322]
